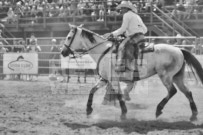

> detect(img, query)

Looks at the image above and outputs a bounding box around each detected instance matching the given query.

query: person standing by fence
[49,39,61,79]
[27,34,41,81]
[0,42,7,80]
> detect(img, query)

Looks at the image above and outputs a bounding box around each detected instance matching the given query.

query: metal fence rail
[0,36,203,82]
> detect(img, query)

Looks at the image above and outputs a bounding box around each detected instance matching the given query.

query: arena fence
[0,36,203,82]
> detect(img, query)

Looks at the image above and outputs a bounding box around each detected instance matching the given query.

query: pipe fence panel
[1,36,203,81]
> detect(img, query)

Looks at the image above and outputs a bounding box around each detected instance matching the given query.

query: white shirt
[112,11,148,37]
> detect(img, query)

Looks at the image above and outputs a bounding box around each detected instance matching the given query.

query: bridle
[63,27,108,58]
[63,27,78,57]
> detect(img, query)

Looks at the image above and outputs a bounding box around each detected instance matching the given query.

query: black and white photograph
[0,0,203,134]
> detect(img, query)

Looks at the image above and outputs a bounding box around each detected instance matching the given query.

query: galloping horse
[61,24,203,121]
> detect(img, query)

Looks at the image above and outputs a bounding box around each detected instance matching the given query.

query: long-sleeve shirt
[112,11,148,37]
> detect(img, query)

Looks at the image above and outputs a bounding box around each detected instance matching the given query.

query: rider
[104,1,147,80]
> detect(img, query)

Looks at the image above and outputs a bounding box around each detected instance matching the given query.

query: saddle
[139,42,155,53]
[111,38,155,58]
[138,42,155,66]
[110,37,155,72]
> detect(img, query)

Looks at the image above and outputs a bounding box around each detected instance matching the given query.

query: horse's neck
[83,36,111,63]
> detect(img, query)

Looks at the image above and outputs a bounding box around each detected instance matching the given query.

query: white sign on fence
[3,53,38,74]
[61,55,96,69]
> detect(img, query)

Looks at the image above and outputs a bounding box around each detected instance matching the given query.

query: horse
[61,24,203,121]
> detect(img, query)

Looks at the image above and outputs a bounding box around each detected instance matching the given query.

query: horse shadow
[63,119,203,134]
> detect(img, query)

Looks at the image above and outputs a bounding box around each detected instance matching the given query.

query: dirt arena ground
[0,76,203,135]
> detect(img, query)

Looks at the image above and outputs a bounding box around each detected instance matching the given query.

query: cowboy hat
[51,39,56,43]
[117,1,137,13]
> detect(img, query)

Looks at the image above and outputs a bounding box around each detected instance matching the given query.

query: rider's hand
[103,33,114,39]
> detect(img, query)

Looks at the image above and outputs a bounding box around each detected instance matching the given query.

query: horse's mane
[80,27,105,43]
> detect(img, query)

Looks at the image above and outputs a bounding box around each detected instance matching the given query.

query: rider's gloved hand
[103,33,114,40]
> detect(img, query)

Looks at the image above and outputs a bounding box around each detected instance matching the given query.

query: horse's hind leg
[86,78,107,116]
[156,74,177,118]
[174,64,198,121]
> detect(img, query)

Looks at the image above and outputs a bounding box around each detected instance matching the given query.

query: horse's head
[61,24,107,57]
[61,24,84,57]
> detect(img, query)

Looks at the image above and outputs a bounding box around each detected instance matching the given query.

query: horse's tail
[181,49,203,84]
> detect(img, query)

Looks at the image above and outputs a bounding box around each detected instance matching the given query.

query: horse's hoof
[156,110,162,118]
[120,114,127,120]
[190,115,197,121]
[86,108,93,116]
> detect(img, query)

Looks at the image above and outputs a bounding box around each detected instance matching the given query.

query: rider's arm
[112,13,130,37]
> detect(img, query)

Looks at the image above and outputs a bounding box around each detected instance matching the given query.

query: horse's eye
[67,37,71,40]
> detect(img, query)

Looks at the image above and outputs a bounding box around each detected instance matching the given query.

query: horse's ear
[68,23,74,28]
[79,24,84,28]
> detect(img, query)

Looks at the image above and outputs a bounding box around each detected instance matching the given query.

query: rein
[77,40,108,56]
[64,40,108,59]
[64,26,108,58]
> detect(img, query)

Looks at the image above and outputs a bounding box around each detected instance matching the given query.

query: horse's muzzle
[61,45,73,57]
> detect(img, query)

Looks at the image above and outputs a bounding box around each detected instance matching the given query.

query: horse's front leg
[86,78,107,116]
[117,93,127,120]
[115,81,128,120]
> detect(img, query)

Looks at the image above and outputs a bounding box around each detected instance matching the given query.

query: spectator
[91,3,97,21]
[7,7,17,24]
[0,29,9,51]
[29,33,38,45]
[28,34,41,52]
[83,2,92,17]
[77,0,85,16]
[29,0,34,6]
[142,0,151,12]
[197,0,203,12]
[184,0,196,19]
[14,1,24,18]
[27,33,41,81]
[0,41,7,80]
[49,38,61,78]
[59,39,67,82]
[19,39,27,52]
[97,2,105,21]
[195,38,203,54]
[30,5,37,17]
[27,43,41,81]
[191,40,196,53]
[181,39,191,50]
[173,4,187,19]
[23,2,31,18]
[174,33,182,45]
[12,39,26,53]
[49,2,60,17]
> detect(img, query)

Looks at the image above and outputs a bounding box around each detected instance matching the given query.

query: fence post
[195,38,198,55]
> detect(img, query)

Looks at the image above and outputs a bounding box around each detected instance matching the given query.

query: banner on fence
[61,55,96,69]
[3,53,38,74]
